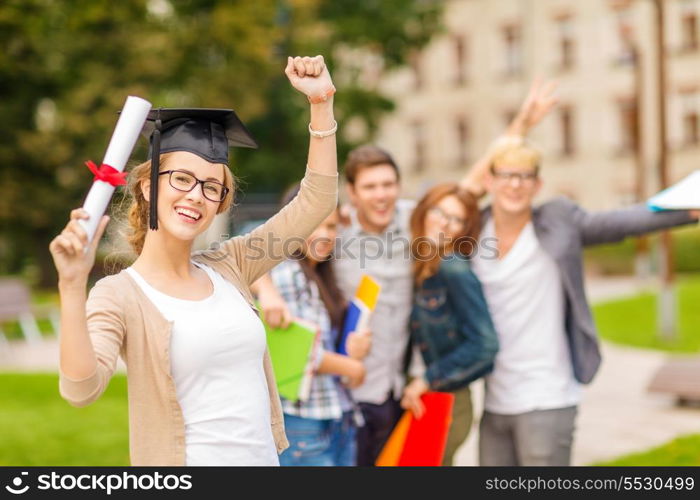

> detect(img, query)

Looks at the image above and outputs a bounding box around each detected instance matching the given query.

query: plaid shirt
[270,259,362,423]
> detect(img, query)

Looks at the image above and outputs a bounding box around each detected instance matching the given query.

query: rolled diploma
[79,96,152,245]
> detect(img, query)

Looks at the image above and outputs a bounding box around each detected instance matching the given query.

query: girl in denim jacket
[401,183,499,466]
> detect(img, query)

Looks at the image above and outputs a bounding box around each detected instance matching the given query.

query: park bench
[0,279,59,349]
[648,358,700,405]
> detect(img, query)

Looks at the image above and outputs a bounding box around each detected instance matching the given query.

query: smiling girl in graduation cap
[49,56,339,466]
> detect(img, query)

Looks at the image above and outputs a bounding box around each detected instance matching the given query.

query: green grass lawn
[592,276,700,353]
[0,373,698,466]
[594,434,700,466]
[0,373,129,466]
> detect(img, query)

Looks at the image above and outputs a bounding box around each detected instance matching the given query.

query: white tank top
[126,263,278,466]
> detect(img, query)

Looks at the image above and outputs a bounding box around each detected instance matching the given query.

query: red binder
[376,391,455,467]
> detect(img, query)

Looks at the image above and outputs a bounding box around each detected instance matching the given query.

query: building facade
[374,0,700,209]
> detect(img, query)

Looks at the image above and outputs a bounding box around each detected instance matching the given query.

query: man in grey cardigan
[467,134,698,466]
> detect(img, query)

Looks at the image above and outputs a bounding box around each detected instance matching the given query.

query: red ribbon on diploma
[85,161,128,186]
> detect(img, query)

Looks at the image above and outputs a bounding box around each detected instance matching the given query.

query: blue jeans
[279,412,357,466]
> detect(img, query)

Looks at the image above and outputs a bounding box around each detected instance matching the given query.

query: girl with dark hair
[252,182,371,467]
[401,182,499,466]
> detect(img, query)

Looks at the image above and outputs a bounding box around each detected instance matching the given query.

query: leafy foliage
[0,0,443,285]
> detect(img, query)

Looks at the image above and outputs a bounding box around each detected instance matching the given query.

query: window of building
[455,116,469,167]
[683,111,699,144]
[681,0,699,51]
[502,24,523,76]
[610,1,636,66]
[452,34,468,86]
[617,97,640,153]
[555,14,575,70]
[412,121,426,172]
[559,105,576,157]
[680,91,700,145]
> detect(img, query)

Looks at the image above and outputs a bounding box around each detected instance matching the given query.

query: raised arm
[565,200,700,247]
[459,78,559,197]
[201,55,339,285]
[288,55,338,177]
[49,209,123,406]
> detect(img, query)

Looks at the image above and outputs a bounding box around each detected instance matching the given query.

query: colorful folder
[338,275,380,355]
[263,318,319,402]
[376,391,455,467]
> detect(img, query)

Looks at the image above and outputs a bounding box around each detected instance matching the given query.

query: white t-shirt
[126,263,279,466]
[472,220,581,415]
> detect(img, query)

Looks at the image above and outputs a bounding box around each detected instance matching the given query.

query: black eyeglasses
[159,170,229,202]
[491,170,538,184]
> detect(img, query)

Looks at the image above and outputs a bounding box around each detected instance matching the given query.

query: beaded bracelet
[307,86,336,104]
[309,120,338,138]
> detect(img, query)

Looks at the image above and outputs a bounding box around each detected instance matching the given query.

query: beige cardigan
[59,168,338,466]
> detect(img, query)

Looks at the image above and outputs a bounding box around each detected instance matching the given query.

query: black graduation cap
[143,108,258,230]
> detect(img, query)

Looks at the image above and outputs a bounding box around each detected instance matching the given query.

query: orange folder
[375,391,455,467]
[375,412,412,466]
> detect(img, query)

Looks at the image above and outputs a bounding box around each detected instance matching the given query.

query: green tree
[235,0,443,193]
[0,0,283,285]
[0,0,443,287]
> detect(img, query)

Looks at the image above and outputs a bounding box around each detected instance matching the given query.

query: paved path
[453,342,700,465]
[584,275,657,304]
[0,338,125,373]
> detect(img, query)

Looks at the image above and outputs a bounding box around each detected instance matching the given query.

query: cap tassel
[149,116,162,230]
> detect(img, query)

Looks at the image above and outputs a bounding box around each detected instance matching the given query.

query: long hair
[124,153,235,255]
[280,183,346,332]
[410,183,480,286]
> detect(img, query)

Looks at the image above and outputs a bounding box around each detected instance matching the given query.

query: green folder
[263,319,318,402]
